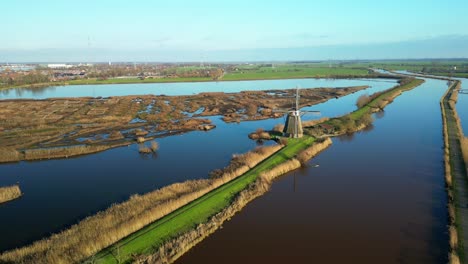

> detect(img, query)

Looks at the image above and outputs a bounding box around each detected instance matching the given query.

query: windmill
[276,86,320,138]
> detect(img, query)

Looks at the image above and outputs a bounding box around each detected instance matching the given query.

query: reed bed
[23,145,109,160]
[260,159,301,182]
[462,137,468,168]
[302,117,330,128]
[0,144,282,264]
[0,185,22,204]
[0,147,20,163]
[296,138,333,165]
[210,145,282,179]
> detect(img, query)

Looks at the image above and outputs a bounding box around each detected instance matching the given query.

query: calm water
[0,78,397,99]
[176,78,448,264]
[0,79,395,251]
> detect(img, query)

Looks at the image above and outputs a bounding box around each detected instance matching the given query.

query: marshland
[0,71,465,264]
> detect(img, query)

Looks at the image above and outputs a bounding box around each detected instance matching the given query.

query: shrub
[461,137,468,168]
[138,145,152,154]
[272,124,284,132]
[0,185,22,204]
[356,94,371,108]
[150,141,159,152]
[296,137,333,165]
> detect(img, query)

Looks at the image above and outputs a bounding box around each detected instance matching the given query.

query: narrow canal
[176,78,449,264]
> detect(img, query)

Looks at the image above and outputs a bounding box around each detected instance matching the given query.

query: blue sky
[2,0,468,61]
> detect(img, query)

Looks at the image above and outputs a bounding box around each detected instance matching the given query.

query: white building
[47,64,73,69]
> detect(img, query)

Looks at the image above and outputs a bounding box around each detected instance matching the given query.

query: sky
[1,0,468,62]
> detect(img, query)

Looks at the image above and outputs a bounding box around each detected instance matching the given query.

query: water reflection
[176,78,448,264]
[0,78,397,100]
[0,79,397,252]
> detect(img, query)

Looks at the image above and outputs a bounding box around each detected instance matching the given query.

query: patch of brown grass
[272,123,284,132]
[461,137,468,167]
[23,145,109,160]
[450,252,460,264]
[449,225,458,249]
[296,138,332,165]
[0,147,20,163]
[0,185,22,204]
[150,141,159,152]
[302,117,330,128]
[260,159,301,182]
[356,94,371,108]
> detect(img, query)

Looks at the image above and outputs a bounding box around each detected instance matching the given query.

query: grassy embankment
[306,78,425,136]
[0,185,22,204]
[441,80,468,264]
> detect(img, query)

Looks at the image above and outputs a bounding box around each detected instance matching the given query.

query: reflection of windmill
[275,86,320,138]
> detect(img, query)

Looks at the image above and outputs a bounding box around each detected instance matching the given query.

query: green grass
[350,78,424,120]
[92,137,315,263]
[224,66,369,80]
[66,77,213,85]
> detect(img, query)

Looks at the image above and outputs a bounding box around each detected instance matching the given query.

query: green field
[223,65,369,80]
[92,137,315,263]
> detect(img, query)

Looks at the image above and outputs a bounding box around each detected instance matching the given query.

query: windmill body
[281,87,319,138]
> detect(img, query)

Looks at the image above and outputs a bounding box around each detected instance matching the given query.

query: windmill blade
[301,110,321,113]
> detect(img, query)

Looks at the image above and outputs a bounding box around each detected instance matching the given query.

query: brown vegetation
[23,145,109,160]
[302,117,330,128]
[356,94,371,108]
[272,123,284,132]
[150,141,159,152]
[210,145,282,179]
[296,138,333,165]
[0,86,366,163]
[0,185,22,204]
[248,128,271,140]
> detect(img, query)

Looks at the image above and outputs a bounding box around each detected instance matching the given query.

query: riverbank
[441,80,468,264]
[0,185,21,204]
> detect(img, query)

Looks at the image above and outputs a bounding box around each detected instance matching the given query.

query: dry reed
[272,123,284,132]
[461,137,468,168]
[23,145,108,160]
[450,252,461,264]
[449,225,458,249]
[302,117,330,128]
[150,141,159,152]
[0,147,20,163]
[296,138,333,165]
[0,185,22,204]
